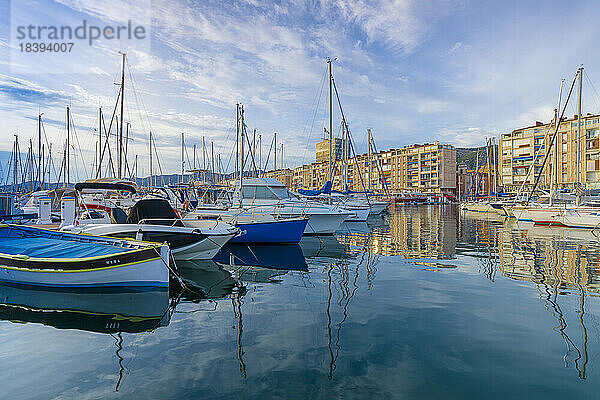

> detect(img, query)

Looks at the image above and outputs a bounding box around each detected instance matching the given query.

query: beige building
[315,138,344,163]
[499,113,600,190]
[263,168,294,188]
[293,141,457,196]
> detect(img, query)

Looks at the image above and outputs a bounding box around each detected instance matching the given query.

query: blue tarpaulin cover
[0,225,131,259]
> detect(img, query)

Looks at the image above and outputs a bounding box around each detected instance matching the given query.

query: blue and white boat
[183,207,308,244]
[0,224,169,288]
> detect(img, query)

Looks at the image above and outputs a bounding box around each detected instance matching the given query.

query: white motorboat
[234,178,352,235]
[63,199,238,260]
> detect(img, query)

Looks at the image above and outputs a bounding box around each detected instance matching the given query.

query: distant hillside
[456,146,498,169]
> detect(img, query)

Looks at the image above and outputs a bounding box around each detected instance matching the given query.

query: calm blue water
[1,205,599,399]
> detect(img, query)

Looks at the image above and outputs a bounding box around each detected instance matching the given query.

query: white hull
[243,205,350,234]
[303,213,349,234]
[344,207,370,222]
[63,224,236,261]
[510,207,532,221]
[172,232,235,260]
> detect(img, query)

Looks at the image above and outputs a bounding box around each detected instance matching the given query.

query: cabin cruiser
[62,199,238,260]
[232,178,351,235]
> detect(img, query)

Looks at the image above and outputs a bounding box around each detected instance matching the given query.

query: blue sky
[1,0,600,181]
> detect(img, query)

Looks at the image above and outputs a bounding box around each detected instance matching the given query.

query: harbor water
[1,205,600,399]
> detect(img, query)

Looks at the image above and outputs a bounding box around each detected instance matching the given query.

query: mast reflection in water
[2,206,600,398]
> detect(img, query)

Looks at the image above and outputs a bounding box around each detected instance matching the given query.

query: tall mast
[328,58,333,183]
[253,129,257,177]
[236,104,239,181]
[149,131,153,187]
[37,113,41,189]
[181,132,185,184]
[211,141,215,184]
[577,66,583,187]
[41,144,45,190]
[202,136,206,183]
[13,135,18,194]
[258,134,262,177]
[96,107,102,178]
[274,132,277,172]
[125,122,130,177]
[239,105,245,207]
[281,143,284,170]
[119,53,125,179]
[66,105,70,186]
[368,128,372,192]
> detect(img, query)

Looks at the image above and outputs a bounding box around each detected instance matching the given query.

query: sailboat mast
[368,128,372,192]
[211,141,215,184]
[239,105,245,208]
[577,66,583,187]
[181,132,185,184]
[96,107,102,178]
[37,113,41,188]
[118,53,125,179]
[149,132,153,187]
[236,104,239,181]
[328,58,333,183]
[274,132,277,173]
[13,135,18,194]
[202,136,206,183]
[259,134,262,177]
[66,105,70,186]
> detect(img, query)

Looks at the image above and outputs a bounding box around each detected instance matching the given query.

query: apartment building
[293,141,457,196]
[263,168,294,188]
[499,113,600,190]
[315,138,344,163]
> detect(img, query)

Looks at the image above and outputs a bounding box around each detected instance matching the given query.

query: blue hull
[228,218,308,244]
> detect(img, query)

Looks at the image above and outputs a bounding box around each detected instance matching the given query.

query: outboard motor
[60,196,76,228]
[36,195,52,224]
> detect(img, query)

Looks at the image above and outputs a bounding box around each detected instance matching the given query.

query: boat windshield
[241,185,296,200]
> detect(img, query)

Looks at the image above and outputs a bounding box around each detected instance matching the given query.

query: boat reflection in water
[214,244,308,271]
[0,284,170,333]
[176,260,240,300]
[300,235,353,259]
[0,283,172,392]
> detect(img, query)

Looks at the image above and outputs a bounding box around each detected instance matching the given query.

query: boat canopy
[126,199,179,224]
[74,178,137,194]
[0,224,131,258]
[241,178,285,187]
[298,181,332,197]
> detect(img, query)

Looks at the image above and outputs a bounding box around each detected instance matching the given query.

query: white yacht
[233,178,351,235]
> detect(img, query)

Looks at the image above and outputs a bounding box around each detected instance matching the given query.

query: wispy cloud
[1,0,599,177]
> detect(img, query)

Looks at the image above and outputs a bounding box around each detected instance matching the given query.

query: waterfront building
[262,168,294,188]
[293,141,457,196]
[315,138,344,163]
[499,113,600,190]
